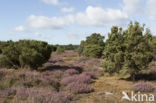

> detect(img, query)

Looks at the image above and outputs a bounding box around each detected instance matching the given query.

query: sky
[0,0,156,44]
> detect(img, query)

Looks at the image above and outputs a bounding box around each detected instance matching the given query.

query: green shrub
[0,40,51,70]
[0,41,13,54]
[79,33,104,58]
[19,48,45,69]
[151,36,156,54]
[56,46,64,54]
[102,22,154,81]
[102,59,115,74]
[78,41,85,56]
[64,44,74,50]
[102,26,124,74]
[50,45,57,52]
[0,56,13,68]
[82,44,103,58]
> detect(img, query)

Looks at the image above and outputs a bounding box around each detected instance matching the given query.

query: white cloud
[75,6,128,26]
[15,6,129,31]
[122,0,144,15]
[41,0,59,5]
[27,15,74,29]
[14,26,26,32]
[147,0,156,22]
[61,7,75,13]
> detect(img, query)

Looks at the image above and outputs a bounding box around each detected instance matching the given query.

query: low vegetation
[0,51,100,103]
[56,46,65,54]
[133,81,156,92]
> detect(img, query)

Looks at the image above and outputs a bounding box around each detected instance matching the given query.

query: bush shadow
[120,73,156,81]
[41,65,83,73]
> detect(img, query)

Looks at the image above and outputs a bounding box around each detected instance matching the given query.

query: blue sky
[0,0,156,44]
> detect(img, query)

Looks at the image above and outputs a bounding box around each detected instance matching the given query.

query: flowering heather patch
[41,76,58,86]
[61,75,77,85]
[148,61,156,73]
[73,56,102,74]
[149,66,156,73]
[12,88,74,103]
[61,72,94,85]
[53,70,64,79]
[41,71,54,78]
[81,72,96,79]
[65,69,79,75]
[67,82,94,94]
[49,91,74,103]
[76,73,94,84]
[41,70,63,79]
[0,50,103,102]
[74,63,85,69]
[44,60,65,67]
[41,70,64,80]
[133,81,156,92]
[18,70,40,79]
[15,88,34,100]
[17,71,43,87]
[16,70,61,89]
[0,88,16,98]
[0,69,6,80]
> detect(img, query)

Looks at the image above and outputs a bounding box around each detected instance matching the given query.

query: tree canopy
[79,33,105,58]
[103,22,154,80]
[0,40,51,69]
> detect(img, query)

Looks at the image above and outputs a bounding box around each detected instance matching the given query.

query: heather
[61,72,95,85]
[0,69,84,102]
[0,88,74,103]
[67,82,94,94]
[149,61,156,73]
[64,69,79,75]
[0,51,97,102]
[0,49,156,103]
[133,81,156,92]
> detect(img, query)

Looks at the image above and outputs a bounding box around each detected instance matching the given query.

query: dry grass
[74,75,133,103]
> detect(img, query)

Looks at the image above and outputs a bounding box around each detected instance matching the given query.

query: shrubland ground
[0,51,156,103]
